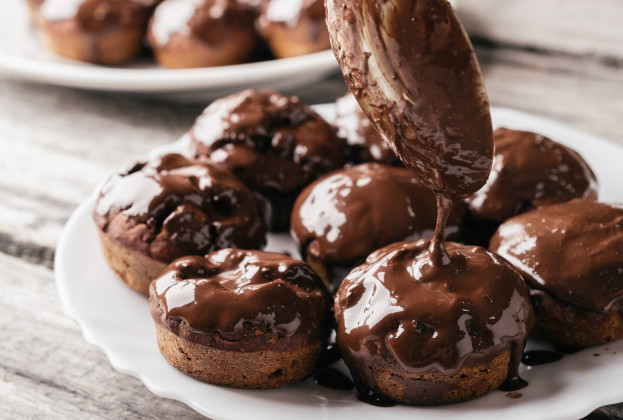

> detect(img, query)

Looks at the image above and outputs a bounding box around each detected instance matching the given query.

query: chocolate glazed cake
[35,0,159,64]
[256,0,330,58]
[290,163,463,290]
[93,153,266,296]
[190,89,347,231]
[148,0,257,69]
[491,199,623,347]
[327,0,535,405]
[465,128,598,246]
[149,249,333,389]
[334,93,402,166]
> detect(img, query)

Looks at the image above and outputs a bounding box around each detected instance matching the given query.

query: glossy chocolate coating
[258,0,324,32]
[190,89,346,230]
[326,0,493,200]
[149,249,332,347]
[93,153,266,263]
[334,93,401,166]
[467,128,598,223]
[150,0,255,47]
[490,199,623,314]
[335,239,534,383]
[291,163,463,267]
[40,0,156,31]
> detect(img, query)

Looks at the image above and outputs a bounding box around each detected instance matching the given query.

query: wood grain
[0,252,203,419]
[458,0,623,60]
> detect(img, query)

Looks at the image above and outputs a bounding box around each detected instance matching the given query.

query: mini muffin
[290,163,463,290]
[334,93,401,166]
[465,128,598,246]
[149,249,333,388]
[490,199,623,347]
[35,0,158,64]
[190,89,347,231]
[256,0,330,58]
[148,0,257,69]
[93,153,266,296]
[335,240,534,405]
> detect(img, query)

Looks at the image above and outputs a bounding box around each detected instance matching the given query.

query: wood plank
[458,0,623,60]
[0,252,203,419]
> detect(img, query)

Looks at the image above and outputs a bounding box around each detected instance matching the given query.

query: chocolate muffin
[290,163,463,290]
[149,249,333,388]
[335,240,535,405]
[490,199,623,347]
[93,153,266,296]
[148,0,257,69]
[190,89,347,231]
[465,128,598,246]
[334,93,401,166]
[35,0,158,64]
[256,0,330,58]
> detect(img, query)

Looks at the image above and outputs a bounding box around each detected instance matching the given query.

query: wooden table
[1,1,622,418]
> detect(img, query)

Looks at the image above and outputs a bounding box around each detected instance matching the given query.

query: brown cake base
[150,32,255,69]
[37,20,144,64]
[154,324,322,389]
[97,229,166,296]
[350,351,510,405]
[532,290,623,346]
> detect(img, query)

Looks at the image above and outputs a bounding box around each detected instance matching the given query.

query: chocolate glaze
[467,128,598,223]
[521,350,563,366]
[150,0,256,46]
[334,93,401,166]
[554,344,584,354]
[334,240,534,396]
[150,249,332,348]
[258,0,325,35]
[40,0,155,31]
[316,342,342,370]
[93,153,266,263]
[490,199,623,315]
[313,368,354,390]
[190,89,346,230]
[291,163,463,269]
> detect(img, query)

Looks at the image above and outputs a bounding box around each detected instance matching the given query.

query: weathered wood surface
[1,0,623,418]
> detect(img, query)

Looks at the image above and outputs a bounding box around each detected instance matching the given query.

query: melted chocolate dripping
[355,384,396,407]
[316,342,342,370]
[314,368,354,391]
[522,350,564,366]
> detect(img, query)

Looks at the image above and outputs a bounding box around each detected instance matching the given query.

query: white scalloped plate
[0,0,338,99]
[55,106,623,420]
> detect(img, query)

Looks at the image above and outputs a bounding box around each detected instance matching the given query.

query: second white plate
[0,0,339,100]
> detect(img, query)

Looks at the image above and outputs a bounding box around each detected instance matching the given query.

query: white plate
[55,105,623,420]
[0,0,338,100]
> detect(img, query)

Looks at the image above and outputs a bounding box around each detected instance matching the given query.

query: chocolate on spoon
[326,0,494,264]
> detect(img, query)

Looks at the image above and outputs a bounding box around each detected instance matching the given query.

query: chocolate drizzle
[93,153,266,263]
[521,350,564,366]
[149,249,332,346]
[40,0,154,31]
[150,0,256,46]
[326,0,535,404]
[334,240,534,386]
[291,163,463,269]
[491,199,623,314]
[190,89,346,230]
[467,128,598,224]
